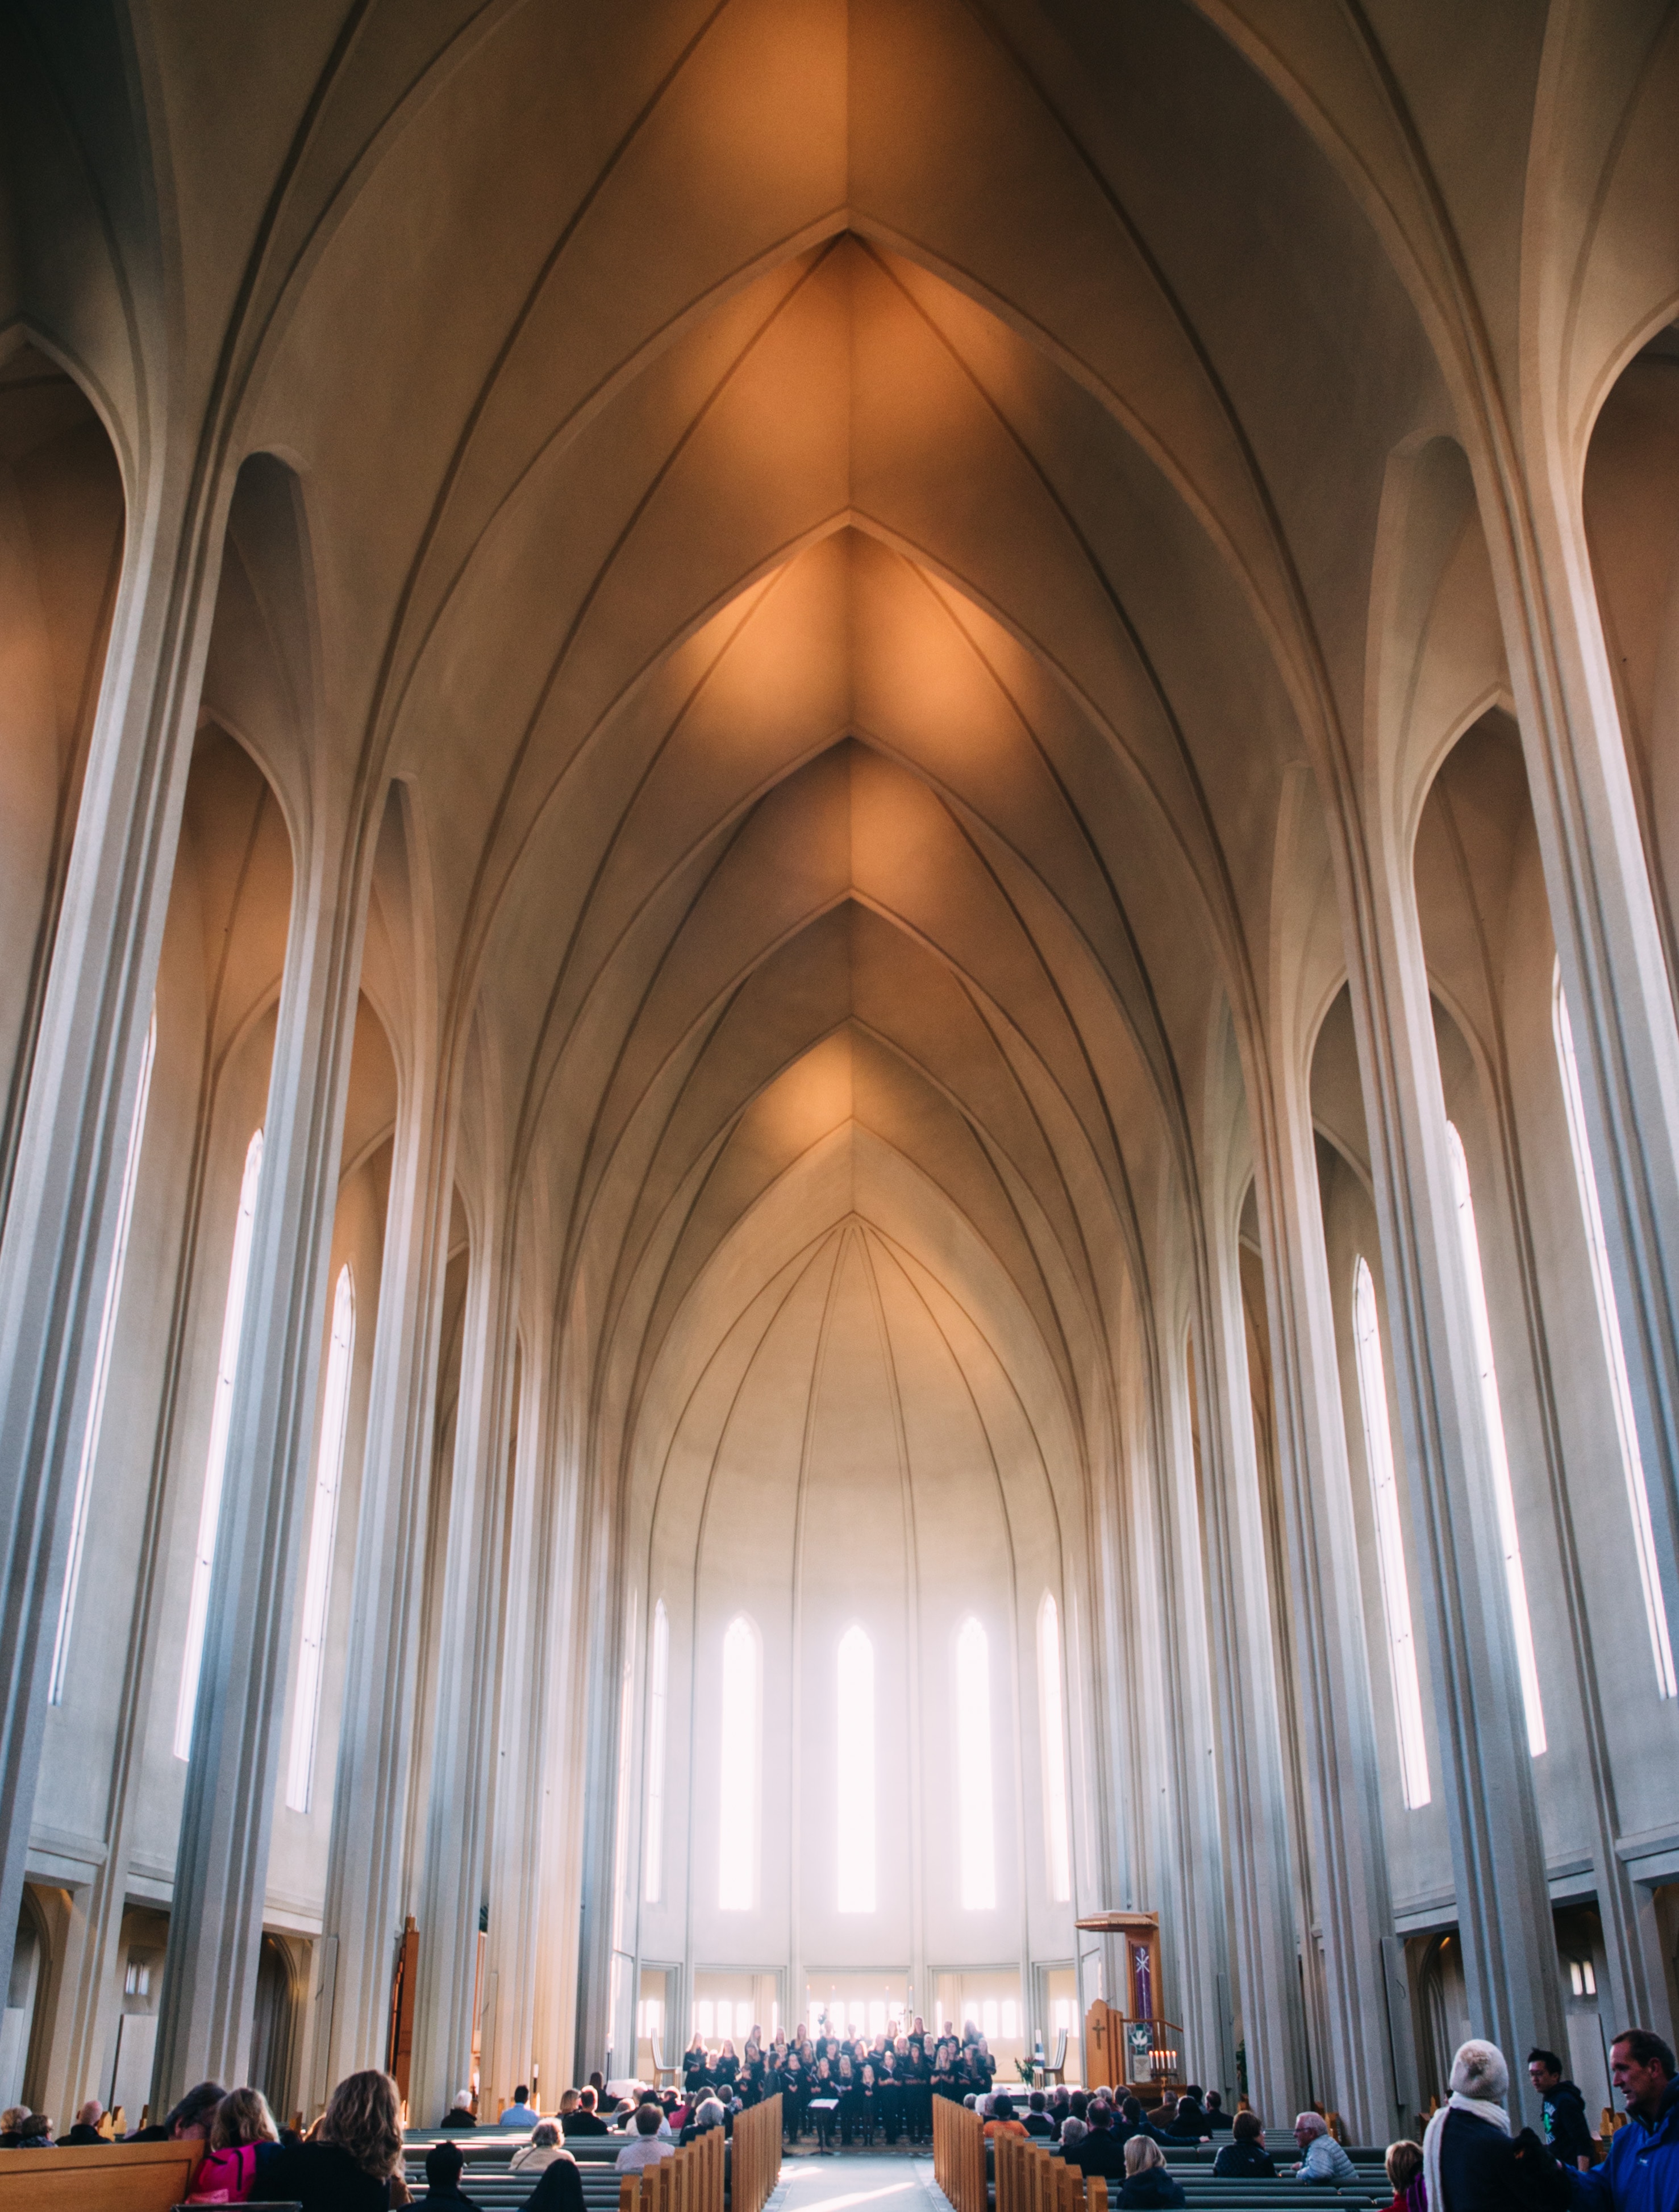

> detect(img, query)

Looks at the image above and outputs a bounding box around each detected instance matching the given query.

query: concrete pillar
[1490,460,1679,1680]
[0,487,215,2009]
[312,1071,450,2102]
[1346,842,1565,2115]
[1250,1051,1400,2141]
[409,1221,517,2125]
[1192,1229,1311,2122]
[152,833,369,2099]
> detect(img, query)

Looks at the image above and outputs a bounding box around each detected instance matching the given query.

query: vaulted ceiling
[98,0,1508,1488]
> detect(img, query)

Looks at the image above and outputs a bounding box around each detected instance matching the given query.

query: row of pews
[935,2101,1396,2212]
[0,2093,784,2212]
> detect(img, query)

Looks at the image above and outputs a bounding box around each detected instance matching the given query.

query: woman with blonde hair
[264,2069,408,2208]
[1118,2135,1188,2209]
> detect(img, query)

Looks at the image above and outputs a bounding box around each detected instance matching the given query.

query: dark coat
[1118,2173,1188,2209]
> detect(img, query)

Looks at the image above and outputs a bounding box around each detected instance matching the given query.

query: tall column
[1191,1230,1310,2120]
[482,1345,556,2112]
[152,829,369,2099]
[1250,1047,1399,2141]
[1488,456,1679,1714]
[1345,839,1564,2115]
[409,1221,516,2126]
[0,479,219,2006]
[313,1069,450,2101]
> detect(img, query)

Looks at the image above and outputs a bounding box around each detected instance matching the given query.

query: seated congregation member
[440,2088,478,2130]
[1023,2092,1057,2139]
[523,2153,586,2212]
[1213,2112,1276,2178]
[1119,2097,1171,2147]
[0,2105,27,2146]
[194,2085,281,2201]
[564,2088,609,2137]
[61,2098,108,2146]
[1068,2102,1130,2180]
[1168,2088,1213,2142]
[14,2114,52,2147]
[1205,2093,1232,2134]
[413,2140,480,2210]
[263,2069,407,2211]
[1119,2138,1187,2210]
[1384,2140,1426,2212]
[133,2078,227,2142]
[512,2122,568,2174]
[681,2098,727,2146]
[616,2103,676,2174]
[1294,2111,1359,2188]
[985,2093,1030,2142]
[1061,2120,1089,2156]
[501,2086,541,2129]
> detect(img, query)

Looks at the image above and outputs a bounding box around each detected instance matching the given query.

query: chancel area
[3,0,1679,2176]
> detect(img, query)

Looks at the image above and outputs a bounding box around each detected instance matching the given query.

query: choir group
[680,2020,1000,2147]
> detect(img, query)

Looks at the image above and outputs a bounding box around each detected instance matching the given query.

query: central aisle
[767,2153,953,2212]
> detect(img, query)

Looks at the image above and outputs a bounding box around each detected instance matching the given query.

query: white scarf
[1423,2093,1511,2212]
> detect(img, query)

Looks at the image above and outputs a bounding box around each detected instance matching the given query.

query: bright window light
[176,1126,264,1760]
[1037,1595,1071,1901]
[645,1599,670,1902]
[869,1999,886,2037]
[1352,1258,1431,1808]
[1553,972,1676,1698]
[718,1615,759,1910]
[955,1616,995,1910]
[285,1263,354,1811]
[837,1625,876,1912]
[51,1008,156,1704]
[1446,1122,1547,1755]
[982,1999,998,2039]
[698,2000,714,2038]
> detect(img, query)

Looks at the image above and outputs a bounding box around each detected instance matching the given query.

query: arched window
[955,1615,995,1911]
[836,1624,876,1912]
[644,1599,669,1903]
[1445,1121,1547,1756]
[718,1615,760,1911]
[176,1126,264,1760]
[1037,1595,1072,1902]
[285,1263,355,1812]
[51,1007,156,1705]
[1552,971,1676,1697]
[1352,1257,1431,1808]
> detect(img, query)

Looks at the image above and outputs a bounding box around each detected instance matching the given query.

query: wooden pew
[933,2097,985,2212]
[0,2139,203,2211]
[731,2092,782,2212]
[619,2111,743,2212]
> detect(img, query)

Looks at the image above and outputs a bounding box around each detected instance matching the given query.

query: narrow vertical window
[176,1126,264,1760]
[285,1263,355,1811]
[1037,1595,1071,1902]
[1353,1258,1431,1808]
[718,1615,759,1911]
[836,1625,875,1912]
[51,1009,156,1704]
[1446,1121,1547,1756]
[645,1599,669,1903]
[1553,972,1676,1697]
[955,1616,995,1910]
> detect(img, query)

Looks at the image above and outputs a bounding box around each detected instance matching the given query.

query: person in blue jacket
[1572,2031,1679,2212]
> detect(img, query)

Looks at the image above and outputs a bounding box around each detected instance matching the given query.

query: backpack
[188,2143,259,2203]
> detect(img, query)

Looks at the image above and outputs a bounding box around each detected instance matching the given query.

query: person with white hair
[1422,2040,1520,2212]
[1294,2111,1359,2186]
